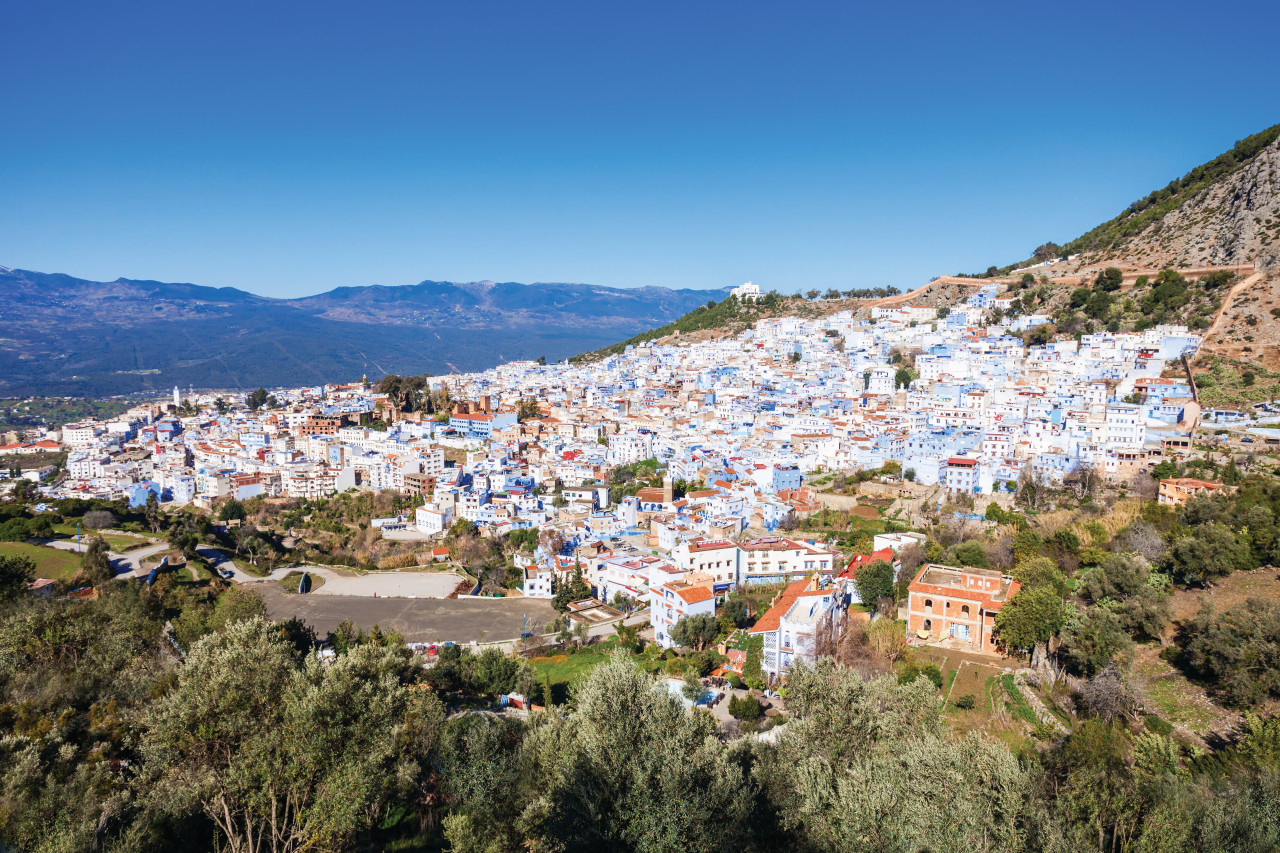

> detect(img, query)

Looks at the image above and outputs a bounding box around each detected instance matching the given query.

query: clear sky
[3,1,1278,298]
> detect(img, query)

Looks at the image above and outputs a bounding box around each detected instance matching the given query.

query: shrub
[83,509,117,529]
[728,695,762,721]
[376,552,419,570]
[953,694,977,710]
[898,661,943,690]
[1185,597,1280,707]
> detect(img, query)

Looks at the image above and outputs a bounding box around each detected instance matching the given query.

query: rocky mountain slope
[1078,126,1280,272]
[0,269,723,396]
[1001,124,1280,372]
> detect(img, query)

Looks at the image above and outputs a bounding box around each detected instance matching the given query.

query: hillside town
[7,6,1280,847]
[3,284,1239,680]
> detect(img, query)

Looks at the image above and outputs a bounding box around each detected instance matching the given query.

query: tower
[173,386,180,408]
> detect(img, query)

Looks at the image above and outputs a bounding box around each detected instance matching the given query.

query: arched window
[961,605,971,617]
[924,598,933,613]
[923,619,932,632]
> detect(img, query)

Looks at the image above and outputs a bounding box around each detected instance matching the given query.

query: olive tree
[513,653,749,851]
[757,658,1045,852]
[143,618,443,853]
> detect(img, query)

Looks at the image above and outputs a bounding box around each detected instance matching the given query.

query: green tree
[943,539,989,568]
[1046,719,1141,851]
[551,565,590,612]
[0,554,34,601]
[1012,555,1068,597]
[143,490,163,533]
[1185,597,1280,707]
[1096,266,1124,292]
[1084,290,1113,319]
[721,596,751,628]
[1163,522,1252,585]
[612,620,640,652]
[218,498,248,522]
[143,618,443,853]
[728,693,762,720]
[1082,553,1150,602]
[80,535,113,585]
[1062,606,1134,677]
[994,585,1066,655]
[853,558,896,607]
[1034,242,1062,263]
[513,654,749,851]
[757,658,1039,851]
[246,387,269,411]
[515,397,542,420]
[670,613,719,651]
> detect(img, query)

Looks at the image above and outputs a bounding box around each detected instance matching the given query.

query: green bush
[899,662,943,690]
[728,695,762,721]
[953,694,977,710]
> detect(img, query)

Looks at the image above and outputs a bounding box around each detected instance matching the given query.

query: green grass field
[0,541,83,581]
[529,647,615,687]
[529,640,664,703]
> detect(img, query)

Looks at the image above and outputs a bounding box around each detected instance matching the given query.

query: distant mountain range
[0,269,726,396]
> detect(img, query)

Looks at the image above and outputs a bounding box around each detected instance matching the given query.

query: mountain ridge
[0,268,727,396]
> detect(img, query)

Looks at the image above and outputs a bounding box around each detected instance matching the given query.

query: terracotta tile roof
[843,547,896,577]
[749,579,809,634]
[675,585,714,605]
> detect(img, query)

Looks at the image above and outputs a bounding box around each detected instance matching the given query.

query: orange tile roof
[749,579,809,634]
[675,585,714,605]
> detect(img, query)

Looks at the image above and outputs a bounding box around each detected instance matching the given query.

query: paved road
[114,542,173,578]
[40,537,171,580]
[196,546,258,582]
[256,583,559,644]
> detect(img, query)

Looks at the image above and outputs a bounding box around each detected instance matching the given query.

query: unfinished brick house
[905,564,1020,653]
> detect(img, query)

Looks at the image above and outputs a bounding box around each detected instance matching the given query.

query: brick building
[906,564,1020,653]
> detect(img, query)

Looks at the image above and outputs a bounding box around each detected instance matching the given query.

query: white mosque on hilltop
[730,281,760,301]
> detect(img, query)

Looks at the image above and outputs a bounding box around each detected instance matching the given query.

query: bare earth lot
[311,570,463,598]
[257,584,557,644]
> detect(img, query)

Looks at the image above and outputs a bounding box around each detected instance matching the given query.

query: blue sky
[3,1,1278,298]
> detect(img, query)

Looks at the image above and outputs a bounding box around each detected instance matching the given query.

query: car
[220,569,235,579]
[1243,437,1255,443]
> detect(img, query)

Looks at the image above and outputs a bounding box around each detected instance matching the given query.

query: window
[961,605,970,617]
[923,598,933,613]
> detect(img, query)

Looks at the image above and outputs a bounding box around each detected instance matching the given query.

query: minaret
[173,386,181,408]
